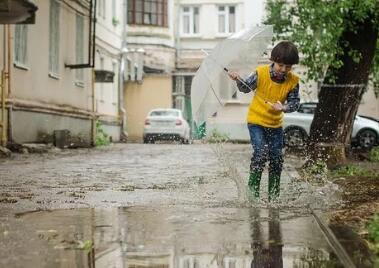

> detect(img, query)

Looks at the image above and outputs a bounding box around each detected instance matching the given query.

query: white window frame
[14,24,28,68]
[174,96,185,112]
[98,0,106,19]
[217,5,236,35]
[49,0,60,77]
[112,61,118,105]
[75,14,84,85]
[174,76,185,95]
[100,57,105,101]
[112,0,116,19]
[180,6,200,36]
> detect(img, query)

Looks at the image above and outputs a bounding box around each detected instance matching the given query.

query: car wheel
[356,129,377,149]
[284,127,307,147]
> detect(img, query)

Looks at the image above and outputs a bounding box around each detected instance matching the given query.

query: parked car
[283,102,379,149]
[143,108,191,144]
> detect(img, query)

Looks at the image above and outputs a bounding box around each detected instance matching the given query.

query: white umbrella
[191,25,273,130]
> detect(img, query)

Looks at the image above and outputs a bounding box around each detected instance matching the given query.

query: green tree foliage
[266,0,379,92]
[267,0,379,166]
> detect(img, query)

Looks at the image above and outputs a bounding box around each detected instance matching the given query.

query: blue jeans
[247,124,284,176]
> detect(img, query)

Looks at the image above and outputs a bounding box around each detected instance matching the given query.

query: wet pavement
[0,143,352,267]
[1,207,343,268]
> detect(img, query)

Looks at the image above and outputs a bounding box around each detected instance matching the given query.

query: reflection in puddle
[0,207,344,267]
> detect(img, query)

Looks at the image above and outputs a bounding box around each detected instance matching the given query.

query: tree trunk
[308,17,378,167]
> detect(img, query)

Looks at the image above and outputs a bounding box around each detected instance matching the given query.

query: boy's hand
[228,71,241,81]
[266,100,285,111]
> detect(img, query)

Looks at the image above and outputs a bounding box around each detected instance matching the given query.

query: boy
[228,41,300,201]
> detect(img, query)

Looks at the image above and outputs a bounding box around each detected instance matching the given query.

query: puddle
[0,207,344,268]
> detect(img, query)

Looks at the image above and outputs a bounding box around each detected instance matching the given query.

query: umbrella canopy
[191,25,273,129]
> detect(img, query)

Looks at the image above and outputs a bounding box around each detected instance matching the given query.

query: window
[49,0,60,75]
[174,97,184,111]
[100,57,104,100]
[98,0,106,19]
[218,5,235,34]
[173,76,185,95]
[128,0,168,27]
[173,76,192,113]
[112,0,116,19]
[173,76,192,95]
[180,257,199,268]
[14,25,28,66]
[75,14,84,83]
[112,61,117,103]
[181,6,199,35]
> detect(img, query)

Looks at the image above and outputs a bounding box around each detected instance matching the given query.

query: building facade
[174,0,275,140]
[0,0,95,147]
[124,0,176,141]
[0,0,130,147]
[95,0,126,142]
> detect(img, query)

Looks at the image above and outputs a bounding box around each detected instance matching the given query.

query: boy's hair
[270,41,299,65]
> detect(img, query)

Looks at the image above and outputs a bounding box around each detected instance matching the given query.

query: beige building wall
[125,75,172,141]
[11,1,92,110]
[0,0,94,145]
[94,0,125,142]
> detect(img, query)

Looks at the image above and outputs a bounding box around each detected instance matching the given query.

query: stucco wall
[10,0,92,110]
[125,75,173,141]
[101,122,122,143]
[12,110,91,144]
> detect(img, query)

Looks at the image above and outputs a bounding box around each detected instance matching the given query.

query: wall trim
[8,98,94,120]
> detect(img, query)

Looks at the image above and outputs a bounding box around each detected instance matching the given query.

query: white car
[143,108,191,144]
[283,102,379,149]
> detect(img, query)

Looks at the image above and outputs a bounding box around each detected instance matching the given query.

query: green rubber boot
[248,172,262,198]
[268,174,281,201]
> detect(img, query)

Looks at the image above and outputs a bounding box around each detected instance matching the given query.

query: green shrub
[305,160,328,175]
[369,146,379,162]
[302,160,328,183]
[95,121,111,146]
[330,164,369,177]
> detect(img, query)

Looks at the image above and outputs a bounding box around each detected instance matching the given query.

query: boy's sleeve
[236,71,258,93]
[283,84,300,113]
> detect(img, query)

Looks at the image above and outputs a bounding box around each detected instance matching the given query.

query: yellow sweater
[247,65,299,128]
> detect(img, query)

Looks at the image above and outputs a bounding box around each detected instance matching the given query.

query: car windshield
[150,110,179,117]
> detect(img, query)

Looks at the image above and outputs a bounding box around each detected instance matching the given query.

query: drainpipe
[7,25,12,144]
[1,25,8,147]
[119,0,128,142]
[174,0,181,70]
